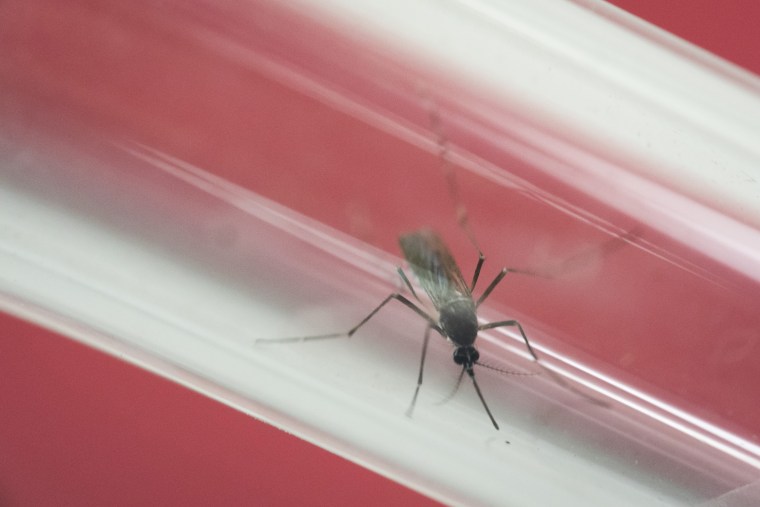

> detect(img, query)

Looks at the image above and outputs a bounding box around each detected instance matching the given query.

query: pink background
[1,1,758,505]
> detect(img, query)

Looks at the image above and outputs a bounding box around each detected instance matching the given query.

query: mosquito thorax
[439,298,478,346]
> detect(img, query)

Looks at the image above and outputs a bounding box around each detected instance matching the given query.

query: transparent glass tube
[1,0,759,505]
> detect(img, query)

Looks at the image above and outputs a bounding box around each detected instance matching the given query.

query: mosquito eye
[453,347,480,366]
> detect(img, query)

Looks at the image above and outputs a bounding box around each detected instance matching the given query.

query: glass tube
[1,0,759,505]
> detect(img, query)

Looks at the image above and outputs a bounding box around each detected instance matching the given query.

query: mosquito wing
[399,229,471,309]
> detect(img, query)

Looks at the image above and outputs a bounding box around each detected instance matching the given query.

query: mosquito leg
[478,322,610,406]
[255,293,439,344]
[349,293,440,335]
[470,253,485,293]
[397,267,420,302]
[428,99,486,294]
[466,366,499,430]
[405,324,434,418]
[434,367,466,406]
[475,268,509,308]
[423,88,483,257]
[478,319,538,361]
[475,266,543,308]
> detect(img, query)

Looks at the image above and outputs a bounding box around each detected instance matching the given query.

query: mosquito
[255,92,547,429]
[398,227,539,429]
[256,227,539,430]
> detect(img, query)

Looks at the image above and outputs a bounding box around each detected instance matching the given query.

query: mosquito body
[254,95,631,428]
[397,228,537,430]
[256,95,542,429]
[258,227,538,430]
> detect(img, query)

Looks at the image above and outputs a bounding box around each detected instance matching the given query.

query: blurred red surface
[607,0,760,76]
[1,0,758,505]
[0,313,439,506]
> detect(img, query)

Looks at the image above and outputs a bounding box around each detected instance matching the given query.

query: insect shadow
[256,227,541,430]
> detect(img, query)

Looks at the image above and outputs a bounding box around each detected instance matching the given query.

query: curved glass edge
[2,0,760,505]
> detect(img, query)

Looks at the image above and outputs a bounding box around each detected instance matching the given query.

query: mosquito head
[453,345,479,368]
[439,298,478,346]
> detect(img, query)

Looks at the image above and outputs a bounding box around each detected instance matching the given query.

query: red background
[1,1,758,505]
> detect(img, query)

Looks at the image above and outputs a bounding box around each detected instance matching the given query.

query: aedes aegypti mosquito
[256,227,539,430]
[256,98,543,430]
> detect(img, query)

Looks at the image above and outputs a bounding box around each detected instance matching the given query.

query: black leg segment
[478,319,538,361]
[405,324,434,418]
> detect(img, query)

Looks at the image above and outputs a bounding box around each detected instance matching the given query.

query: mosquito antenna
[397,267,421,302]
[436,359,536,408]
[475,360,539,377]
[535,362,611,408]
[466,366,499,430]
